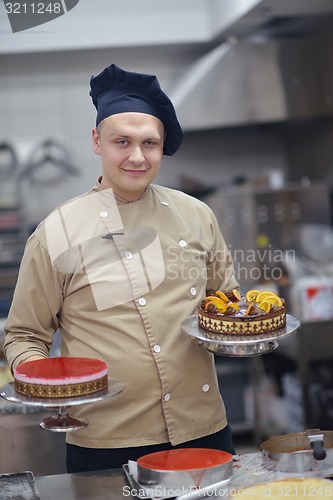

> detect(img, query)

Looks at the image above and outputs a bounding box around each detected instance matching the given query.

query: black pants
[66,425,236,473]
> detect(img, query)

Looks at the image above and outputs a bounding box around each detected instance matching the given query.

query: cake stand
[0,377,125,432]
[181,314,300,357]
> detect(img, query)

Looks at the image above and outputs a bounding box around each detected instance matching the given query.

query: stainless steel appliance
[204,182,331,286]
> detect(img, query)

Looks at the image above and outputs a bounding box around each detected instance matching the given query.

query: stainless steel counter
[36,468,128,500]
[33,453,333,500]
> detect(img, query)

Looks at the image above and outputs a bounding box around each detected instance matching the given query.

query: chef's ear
[92,127,101,155]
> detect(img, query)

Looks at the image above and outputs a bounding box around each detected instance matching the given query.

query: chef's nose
[129,146,145,164]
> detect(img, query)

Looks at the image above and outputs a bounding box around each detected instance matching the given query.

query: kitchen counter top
[31,452,333,500]
[36,468,128,500]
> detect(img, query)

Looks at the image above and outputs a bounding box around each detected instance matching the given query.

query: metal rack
[0,205,25,317]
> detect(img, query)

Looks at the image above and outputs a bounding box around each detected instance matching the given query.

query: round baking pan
[261,429,333,473]
[137,448,233,490]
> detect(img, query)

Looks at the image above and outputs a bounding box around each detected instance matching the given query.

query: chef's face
[92,112,165,201]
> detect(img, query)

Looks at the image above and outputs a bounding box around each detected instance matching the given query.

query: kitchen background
[1,0,333,476]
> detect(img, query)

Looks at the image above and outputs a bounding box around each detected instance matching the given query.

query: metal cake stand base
[39,407,89,432]
[181,314,300,357]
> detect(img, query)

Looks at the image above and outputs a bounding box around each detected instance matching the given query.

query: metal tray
[0,471,41,500]
[181,314,300,357]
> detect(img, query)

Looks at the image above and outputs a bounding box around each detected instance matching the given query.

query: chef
[4,63,239,472]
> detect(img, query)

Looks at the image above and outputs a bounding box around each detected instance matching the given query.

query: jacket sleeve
[3,230,63,371]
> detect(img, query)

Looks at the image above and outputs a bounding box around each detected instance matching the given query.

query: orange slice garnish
[255,291,279,303]
[206,295,226,304]
[225,302,240,313]
[205,297,228,313]
[216,302,228,313]
[230,289,242,302]
[264,295,284,307]
[258,300,272,313]
[215,291,230,302]
[244,303,255,316]
[246,289,261,302]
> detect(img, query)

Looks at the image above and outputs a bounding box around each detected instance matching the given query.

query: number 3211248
[5,3,62,14]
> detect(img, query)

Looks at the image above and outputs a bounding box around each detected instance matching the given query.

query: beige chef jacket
[4,182,239,448]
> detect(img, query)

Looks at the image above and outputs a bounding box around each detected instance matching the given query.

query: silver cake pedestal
[181,314,300,357]
[0,378,124,432]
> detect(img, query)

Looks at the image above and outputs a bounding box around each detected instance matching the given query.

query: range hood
[170,0,333,129]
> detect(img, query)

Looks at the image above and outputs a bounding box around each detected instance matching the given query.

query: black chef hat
[89,64,184,156]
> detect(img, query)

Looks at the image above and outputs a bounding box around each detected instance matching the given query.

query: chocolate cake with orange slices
[198,289,286,335]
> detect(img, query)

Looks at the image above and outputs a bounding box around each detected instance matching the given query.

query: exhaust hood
[170,0,333,129]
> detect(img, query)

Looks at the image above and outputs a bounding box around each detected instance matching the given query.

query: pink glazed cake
[14,357,108,398]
